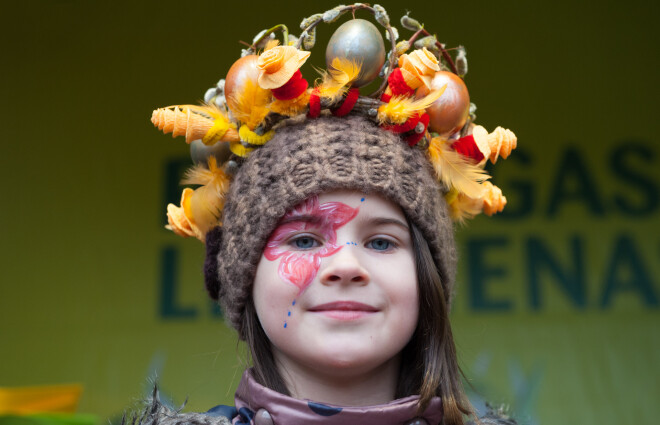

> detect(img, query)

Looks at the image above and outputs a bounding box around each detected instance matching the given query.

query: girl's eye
[291,236,320,250]
[367,238,395,251]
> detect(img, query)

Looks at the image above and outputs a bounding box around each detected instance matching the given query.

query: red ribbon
[387,68,414,96]
[405,113,430,147]
[382,113,421,134]
[272,70,308,100]
[451,134,485,164]
[308,87,321,118]
[331,88,360,117]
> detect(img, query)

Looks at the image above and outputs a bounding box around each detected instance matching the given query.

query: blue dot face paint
[288,311,291,317]
[284,322,287,328]
[360,197,366,202]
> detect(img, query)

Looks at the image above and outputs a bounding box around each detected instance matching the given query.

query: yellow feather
[428,137,490,199]
[377,85,446,124]
[181,157,231,234]
[269,90,311,116]
[181,157,227,187]
[448,192,484,224]
[329,57,361,85]
[230,79,271,130]
[317,58,362,102]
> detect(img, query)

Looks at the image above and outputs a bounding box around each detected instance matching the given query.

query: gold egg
[417,71,470,137]
[224,55,260,114]
[325,19,385,88]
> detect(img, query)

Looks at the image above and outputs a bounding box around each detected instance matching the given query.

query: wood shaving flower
[472,125,518,165]
[482,181,507,216]
[398,47,440,89]
[488,126,517,162]
[257,46,311,89]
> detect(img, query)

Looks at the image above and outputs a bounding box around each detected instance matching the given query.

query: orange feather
[230,79,271,130]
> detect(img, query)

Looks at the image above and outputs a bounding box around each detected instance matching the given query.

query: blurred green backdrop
[1,0,658,424]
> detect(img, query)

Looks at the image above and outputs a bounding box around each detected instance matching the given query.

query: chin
[306,347,395,376]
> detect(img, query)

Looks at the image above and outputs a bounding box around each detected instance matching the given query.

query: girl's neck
[273,350,401,406]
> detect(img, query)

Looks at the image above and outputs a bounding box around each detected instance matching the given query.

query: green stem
[251,24,290,50]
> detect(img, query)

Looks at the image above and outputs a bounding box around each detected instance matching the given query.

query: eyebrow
[360,216,410,231]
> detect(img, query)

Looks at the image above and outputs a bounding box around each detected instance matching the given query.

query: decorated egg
[190,138,232,166]
[224,55,260,114]
[325,19,385,87]
[417,71,470,137]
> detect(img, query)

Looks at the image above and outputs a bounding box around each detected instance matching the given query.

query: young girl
[140,4,517,424]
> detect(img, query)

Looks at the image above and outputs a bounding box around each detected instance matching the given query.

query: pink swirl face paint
[263,196,359,294]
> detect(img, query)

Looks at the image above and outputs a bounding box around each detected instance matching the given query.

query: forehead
[316,190,406,220]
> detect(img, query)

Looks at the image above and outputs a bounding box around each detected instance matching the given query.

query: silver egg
[325,19,385,88]
[190,139,232,166]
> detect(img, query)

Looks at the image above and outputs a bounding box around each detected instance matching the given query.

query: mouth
[308,301,378,320]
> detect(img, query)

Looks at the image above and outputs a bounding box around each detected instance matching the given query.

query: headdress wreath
[150,3,518,241]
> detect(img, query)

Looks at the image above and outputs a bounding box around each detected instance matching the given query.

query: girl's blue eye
[293,236,318,249]
[368,238,393,251]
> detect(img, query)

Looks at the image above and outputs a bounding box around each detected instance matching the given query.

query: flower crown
[151,3,517,241]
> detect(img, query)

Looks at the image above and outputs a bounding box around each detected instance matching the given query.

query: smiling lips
[309,301,378,320]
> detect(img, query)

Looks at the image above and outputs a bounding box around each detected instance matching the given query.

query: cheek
[253,258,298,314]
[376,256,419,319]
[278,253,321,294]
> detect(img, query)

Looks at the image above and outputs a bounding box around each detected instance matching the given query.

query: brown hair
[243,220,473,425]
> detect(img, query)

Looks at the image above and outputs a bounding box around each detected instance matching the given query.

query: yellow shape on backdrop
[0,384,82,414]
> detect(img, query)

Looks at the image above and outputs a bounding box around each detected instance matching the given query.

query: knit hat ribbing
[204,115,456,337]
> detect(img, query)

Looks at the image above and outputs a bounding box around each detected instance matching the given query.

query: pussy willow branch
[373,22,398,98]
[406,28,426,46]
[406,28,459,75]
[294,4,397,99]
[294,4,371,50]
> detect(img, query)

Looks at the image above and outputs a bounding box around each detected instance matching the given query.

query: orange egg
[417,71,470,137]
[224,55,261,114]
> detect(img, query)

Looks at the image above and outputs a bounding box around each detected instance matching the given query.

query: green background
[1,1,658,424]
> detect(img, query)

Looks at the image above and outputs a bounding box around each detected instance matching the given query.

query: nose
[319,246,370,286]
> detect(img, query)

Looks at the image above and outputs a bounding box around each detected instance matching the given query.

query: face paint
[264,196,359,294]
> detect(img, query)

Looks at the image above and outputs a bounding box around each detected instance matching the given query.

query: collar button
[405,418,429,425]
[255,408,274,425]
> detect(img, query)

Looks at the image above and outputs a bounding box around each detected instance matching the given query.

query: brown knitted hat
[204,115,456,337]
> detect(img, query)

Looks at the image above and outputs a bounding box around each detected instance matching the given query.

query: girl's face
[252,190,419,379]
